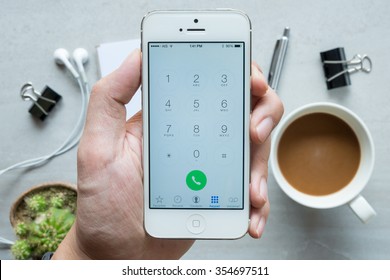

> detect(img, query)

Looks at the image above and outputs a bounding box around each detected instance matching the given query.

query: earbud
[72,48,89,84]
[54,48,80,79]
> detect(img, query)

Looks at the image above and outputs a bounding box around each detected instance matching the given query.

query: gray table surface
[1,0,389,260]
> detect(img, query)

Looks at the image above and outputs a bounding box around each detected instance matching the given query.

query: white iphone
[141,10,251,239]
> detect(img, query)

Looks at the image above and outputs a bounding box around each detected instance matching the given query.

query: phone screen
[148,42,245,210]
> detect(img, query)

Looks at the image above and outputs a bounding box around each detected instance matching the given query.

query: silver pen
[268,27,290,91]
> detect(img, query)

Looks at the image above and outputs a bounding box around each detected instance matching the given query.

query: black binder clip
[320,47,372,89]
[20,83,62,121]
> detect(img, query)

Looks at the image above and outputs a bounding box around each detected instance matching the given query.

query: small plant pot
[9,181,77,259]
[10,181,77,227]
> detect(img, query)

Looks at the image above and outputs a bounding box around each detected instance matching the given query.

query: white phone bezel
[141,10,251,239]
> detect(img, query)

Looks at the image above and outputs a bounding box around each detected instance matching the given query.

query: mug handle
[349,195,377,223]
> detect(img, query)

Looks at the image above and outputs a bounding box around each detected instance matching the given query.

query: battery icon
[234,44,241,48]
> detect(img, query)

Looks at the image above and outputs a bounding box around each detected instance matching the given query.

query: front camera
[179,28,183,32]
[194,19,198,23]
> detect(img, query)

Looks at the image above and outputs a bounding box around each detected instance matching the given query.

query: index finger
[251,63,268,103]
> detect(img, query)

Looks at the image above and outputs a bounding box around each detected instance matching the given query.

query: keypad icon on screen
[211,195,219,204]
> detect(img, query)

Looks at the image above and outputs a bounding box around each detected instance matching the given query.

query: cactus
[26,194,47,213]
[11,187,76,259]
[15,222,28,236]
[30,208,75,257]
[11,239,32,260]
[50,195,64,208]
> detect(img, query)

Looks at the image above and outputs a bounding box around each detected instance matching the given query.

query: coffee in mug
[277,112,360,196]
[270,103,376,223]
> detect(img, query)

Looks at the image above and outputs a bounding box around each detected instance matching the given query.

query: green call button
[186,170,207,191]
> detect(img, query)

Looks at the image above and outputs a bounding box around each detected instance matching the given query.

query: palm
[75,113,193,259]
[124,115,194,259]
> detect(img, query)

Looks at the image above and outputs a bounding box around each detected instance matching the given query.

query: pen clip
[268,27,290,91]
[268,39,281,83]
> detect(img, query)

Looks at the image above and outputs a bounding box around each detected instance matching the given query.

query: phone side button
[186,214,206,235]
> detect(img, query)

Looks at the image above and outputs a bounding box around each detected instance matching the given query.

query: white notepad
[96,39,141,120]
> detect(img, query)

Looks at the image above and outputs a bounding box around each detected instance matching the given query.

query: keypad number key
[216,71,234,90]
[221,124,228,134]
[189,96,207,113]
[193,99,200,112]
[166,124,173,134]
[186,145,206,164]
[193,74,200,87]
[166,74,171,83]
[216,123,231,141]
[193,124,200,136]
[158,71,176,90]
[164,98,172,112]
[161,122,176,138]
[188,70,206,90]
[159,96,179,114]
[220,99,229,112]
[193,149,200,159]
[220,74,228,87]
[190,121,205,141]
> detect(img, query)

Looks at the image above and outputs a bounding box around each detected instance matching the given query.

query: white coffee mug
[270,102,376,223]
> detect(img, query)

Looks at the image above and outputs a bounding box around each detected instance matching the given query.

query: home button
[186,214,206,235]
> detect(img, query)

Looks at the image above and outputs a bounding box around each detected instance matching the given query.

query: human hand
[248,62,284,238]
[53,49,283,259]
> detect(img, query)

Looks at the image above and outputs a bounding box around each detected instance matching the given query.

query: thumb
[82,49,141,142]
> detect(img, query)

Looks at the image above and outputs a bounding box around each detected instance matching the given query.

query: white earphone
[0,48,90,177]
[72,48,89,84]
[54,48,80,79]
